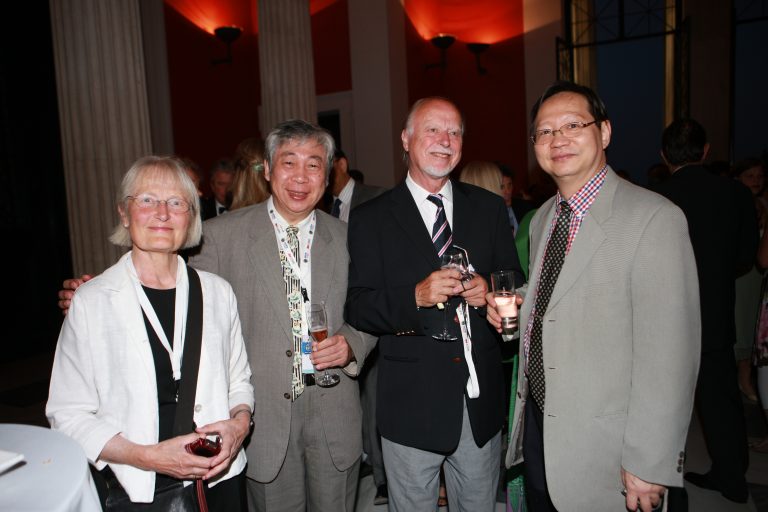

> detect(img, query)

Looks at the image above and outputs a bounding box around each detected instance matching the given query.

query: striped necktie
[427,194,452,257]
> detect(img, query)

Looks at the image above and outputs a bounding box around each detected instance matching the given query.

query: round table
[0,423,101,511]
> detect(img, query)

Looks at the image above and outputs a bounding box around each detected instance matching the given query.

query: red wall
[312,1,352,95]
[164,0,352,184]
[164,3,262,181]
[163,0,527,192]
[404,8,529,191]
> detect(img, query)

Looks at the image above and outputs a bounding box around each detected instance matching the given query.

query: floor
[2,351,768,511]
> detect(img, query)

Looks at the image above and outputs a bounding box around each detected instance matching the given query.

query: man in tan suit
[488,82,700,511]
[191,120,375,511]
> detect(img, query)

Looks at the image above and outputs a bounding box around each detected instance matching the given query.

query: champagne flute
[309,303,340,387]
[491,270,518,341]
[432,252,463,341]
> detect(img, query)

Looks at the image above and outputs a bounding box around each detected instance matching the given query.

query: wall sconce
[425,34,456,71]
[212,26,243,66]
[467,43,490,75]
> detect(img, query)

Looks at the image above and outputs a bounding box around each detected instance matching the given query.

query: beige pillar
[570,0,597,89]
[50,0,153,275]
[347,0,408,186]
[523,0,563,172]
[684,0,732,160]
[258,0,317,133]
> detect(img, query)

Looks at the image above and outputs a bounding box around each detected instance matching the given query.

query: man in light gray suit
[191,120,375,511]
[487,82,700,512]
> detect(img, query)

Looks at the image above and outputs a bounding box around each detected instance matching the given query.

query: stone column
[258,0,317,134]
[685,0,732,161]
[50,0,153,275]
[347,0,408,186]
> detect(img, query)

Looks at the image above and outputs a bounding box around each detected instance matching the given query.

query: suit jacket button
[284,393,291,400]
[677,466,682,473]
[452,357,462,363]
[286,350,293,357]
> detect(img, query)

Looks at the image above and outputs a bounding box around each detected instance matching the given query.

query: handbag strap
[173,265,203,436]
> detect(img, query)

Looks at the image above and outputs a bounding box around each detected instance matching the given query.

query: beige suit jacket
[506,168,700,511]
[190,201,375,482]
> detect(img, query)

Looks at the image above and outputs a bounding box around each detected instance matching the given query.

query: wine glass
[491,270,518,341]
[432,252,463,341]
[309,303,340,387]
[452,244,474,283]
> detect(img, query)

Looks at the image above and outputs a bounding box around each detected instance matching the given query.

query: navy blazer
[345,180,522,452]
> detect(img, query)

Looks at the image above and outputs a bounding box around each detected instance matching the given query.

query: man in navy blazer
[345,97,522,511]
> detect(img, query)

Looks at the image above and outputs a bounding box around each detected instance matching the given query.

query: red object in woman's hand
[185,434,222,457]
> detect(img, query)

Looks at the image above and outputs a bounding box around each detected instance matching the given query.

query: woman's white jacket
[46,252,254,503]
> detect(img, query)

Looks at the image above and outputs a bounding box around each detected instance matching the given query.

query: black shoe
[374,484,388,506]
[684,472,748,503]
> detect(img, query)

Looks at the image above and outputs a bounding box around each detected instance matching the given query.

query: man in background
[655,118,757,504]
[201,158,235,220]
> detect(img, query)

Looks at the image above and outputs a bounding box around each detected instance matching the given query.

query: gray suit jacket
[506,169,700,511]
[190,201,375,482]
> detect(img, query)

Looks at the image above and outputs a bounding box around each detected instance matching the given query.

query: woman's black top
[141,285,179,490]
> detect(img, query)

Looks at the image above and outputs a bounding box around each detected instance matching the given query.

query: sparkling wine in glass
[309,303,340,387]
[491,270,518,341]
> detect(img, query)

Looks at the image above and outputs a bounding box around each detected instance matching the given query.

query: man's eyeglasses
[127,195,192,213]
[530,120,598,145]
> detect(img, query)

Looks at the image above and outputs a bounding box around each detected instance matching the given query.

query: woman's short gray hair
[109,156,202,249]
[264,120,335,177]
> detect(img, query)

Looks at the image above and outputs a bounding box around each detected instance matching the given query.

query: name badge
[301,335,315,374]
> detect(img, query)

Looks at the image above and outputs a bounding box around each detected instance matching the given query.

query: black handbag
[99,266,207,512]
[103,472,199,512]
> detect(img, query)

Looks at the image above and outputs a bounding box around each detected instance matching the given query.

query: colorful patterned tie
[427,194,452,257]
[282,225,304,400]
[529,201,571,411]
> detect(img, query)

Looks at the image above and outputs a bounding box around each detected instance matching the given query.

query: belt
[303,373,316,386]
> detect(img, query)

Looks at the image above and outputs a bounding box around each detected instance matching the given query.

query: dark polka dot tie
[529,201,571,411]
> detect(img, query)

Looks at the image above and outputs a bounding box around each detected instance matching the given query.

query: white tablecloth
[0,423,101,512]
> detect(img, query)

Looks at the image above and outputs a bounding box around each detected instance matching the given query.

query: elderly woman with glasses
[46,156,254,510]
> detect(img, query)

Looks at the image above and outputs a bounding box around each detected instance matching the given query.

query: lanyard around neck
[269,209,316,288]
[127,255,189,380]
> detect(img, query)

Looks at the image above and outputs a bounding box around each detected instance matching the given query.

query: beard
[421,159,458,179]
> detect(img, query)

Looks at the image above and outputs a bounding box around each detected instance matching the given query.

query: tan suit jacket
[190,201,375,482]
[506,169,700,511]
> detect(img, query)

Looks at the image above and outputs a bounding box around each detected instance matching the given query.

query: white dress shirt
[267,196,314,300]
[405,172,454,235]
[334,178,355,223]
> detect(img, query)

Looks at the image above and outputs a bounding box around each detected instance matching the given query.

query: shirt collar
[556,164,608,218]
[405,171,453,206]
[337,177,355,204]
[267,196,314,229]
